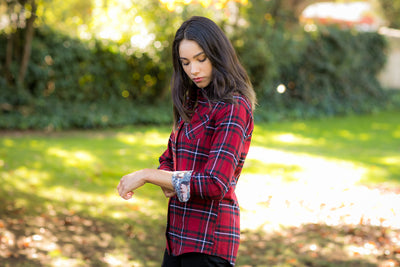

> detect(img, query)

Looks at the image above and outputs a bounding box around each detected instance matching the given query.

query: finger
[123,191,134,200]
[119,188,128,198]
[118,185,126,198]
[117,178,124,190]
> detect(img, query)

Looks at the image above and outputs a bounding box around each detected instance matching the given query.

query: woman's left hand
[117,170,147,200]
[162,187,176,198]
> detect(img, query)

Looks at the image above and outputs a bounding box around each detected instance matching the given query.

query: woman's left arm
[117,168,192,201]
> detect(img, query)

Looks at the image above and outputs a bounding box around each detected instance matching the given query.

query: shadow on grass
[1,113,400,266]
[0,186,167,267]
[238,223,400,267]
[2,185,400,267]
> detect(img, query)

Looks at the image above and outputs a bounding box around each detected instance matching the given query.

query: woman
[117,16,256,266]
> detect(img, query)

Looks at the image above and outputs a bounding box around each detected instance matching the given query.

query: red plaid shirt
[158,92,254,266]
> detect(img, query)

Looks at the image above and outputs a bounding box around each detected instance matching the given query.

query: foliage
[0,0,223,130]
[0,27,173,129]
[233,0,390,121]
[0,0,396,129]
[378,0,400,29]
[285,27,388,116]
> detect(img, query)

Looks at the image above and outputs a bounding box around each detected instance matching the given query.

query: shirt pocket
[184,113,210,141]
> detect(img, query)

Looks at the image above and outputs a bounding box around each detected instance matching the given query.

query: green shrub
[290,27,388,115]
[230,0,390,122]
[234,21,389,121]
[0,17,394,129]
[0,27,172,129]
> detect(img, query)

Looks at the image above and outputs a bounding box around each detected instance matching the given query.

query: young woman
[117,16,256,266]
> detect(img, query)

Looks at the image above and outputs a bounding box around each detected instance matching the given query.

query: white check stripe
[169,232,213,245]
[215,231,240,238]
[178,202,187,254]
[201,200,214,252]
[169,204,218,216]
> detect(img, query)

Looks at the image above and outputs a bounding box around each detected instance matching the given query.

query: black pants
[161,249,232,267]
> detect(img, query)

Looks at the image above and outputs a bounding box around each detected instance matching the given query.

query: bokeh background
[1,0,400,266]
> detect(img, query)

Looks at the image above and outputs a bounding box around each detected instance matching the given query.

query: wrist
[141,168,151,184]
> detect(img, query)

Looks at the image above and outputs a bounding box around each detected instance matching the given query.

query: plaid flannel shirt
[158,92,254,266]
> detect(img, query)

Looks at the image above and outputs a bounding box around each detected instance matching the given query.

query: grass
[248,110,400,185]
[0,110,399,266]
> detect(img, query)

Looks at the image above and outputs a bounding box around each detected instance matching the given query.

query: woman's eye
[199,57,207,62]
[182,61,189,66]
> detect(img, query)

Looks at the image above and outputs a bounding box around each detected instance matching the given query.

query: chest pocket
[184,113,210,141]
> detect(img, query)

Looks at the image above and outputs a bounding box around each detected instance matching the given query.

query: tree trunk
[17,0,37,86]
[5,33,14,85]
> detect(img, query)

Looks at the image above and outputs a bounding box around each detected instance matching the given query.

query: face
[179,39,213,89]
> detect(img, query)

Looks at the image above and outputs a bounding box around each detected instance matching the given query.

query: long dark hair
[171,16,256,129]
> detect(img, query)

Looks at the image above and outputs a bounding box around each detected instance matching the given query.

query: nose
[190,62,200,76]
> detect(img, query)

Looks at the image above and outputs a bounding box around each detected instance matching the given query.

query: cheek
[206,63,213,76]
[182,66,191,77]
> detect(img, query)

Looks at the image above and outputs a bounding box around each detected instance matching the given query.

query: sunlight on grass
[2,166,49,192]
[337,129,371,141]
[1,128,170,223]
[237,111,400,232]
[273,133,315,144]
[4,165,167,219]
[0,112,399,266]
[394,129,400,138]
[239,145,369,230]
[3,138,14,147]
[244,145,367,186]
[381,156,400,165]
[47,147,96,166]
[116,131,169,147]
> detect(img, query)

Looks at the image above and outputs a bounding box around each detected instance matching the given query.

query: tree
[378,0,400,28]
[159,0,332,23]
[2,0,38,87]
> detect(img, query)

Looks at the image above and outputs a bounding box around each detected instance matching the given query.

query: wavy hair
[171,16,256,128]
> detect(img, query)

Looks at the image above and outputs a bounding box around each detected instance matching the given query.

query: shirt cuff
[172,171,193,202]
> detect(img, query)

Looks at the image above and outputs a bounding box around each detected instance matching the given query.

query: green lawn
[0,110,399,267]
[248,110,400,185]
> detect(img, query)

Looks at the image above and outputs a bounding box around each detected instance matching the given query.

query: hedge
[0,24,392,129]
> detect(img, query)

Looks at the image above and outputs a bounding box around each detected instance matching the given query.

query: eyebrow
[179,51,205,60]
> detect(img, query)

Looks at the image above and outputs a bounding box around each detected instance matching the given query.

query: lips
[193,77,203,83]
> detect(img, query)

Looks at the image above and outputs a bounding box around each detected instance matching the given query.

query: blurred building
[378,27,400,90]
[300,1,400,90]
[300,1,384,31]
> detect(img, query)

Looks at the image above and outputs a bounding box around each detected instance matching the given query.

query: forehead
[179,39,203,58]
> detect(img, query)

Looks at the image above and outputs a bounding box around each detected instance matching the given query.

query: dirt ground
[1,180,400,267]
